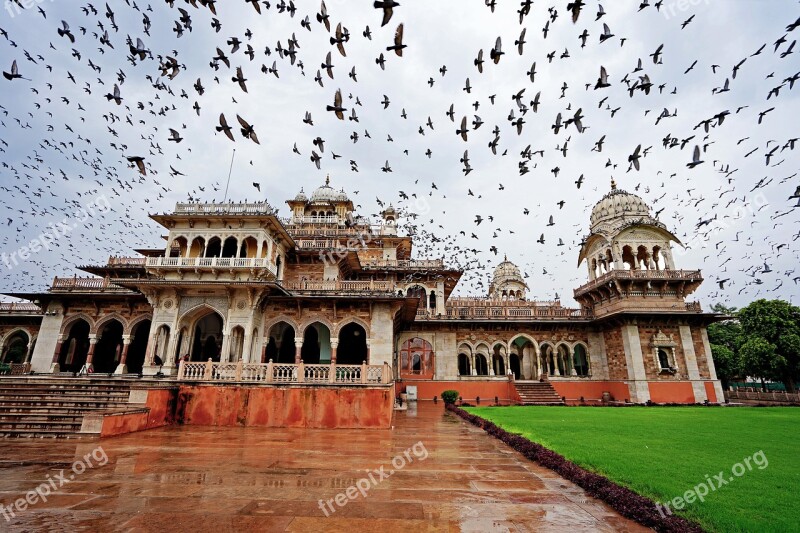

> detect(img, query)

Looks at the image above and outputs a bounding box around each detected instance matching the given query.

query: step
[0,389,130,396]
[0,401,132,411]
[0,421,83,431]
[0,428,98,439]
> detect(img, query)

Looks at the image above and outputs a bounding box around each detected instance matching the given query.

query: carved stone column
[115,335,132,375]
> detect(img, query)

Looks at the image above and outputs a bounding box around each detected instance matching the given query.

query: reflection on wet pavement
[0,402,648,532]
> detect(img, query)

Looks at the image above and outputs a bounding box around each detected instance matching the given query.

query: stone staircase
[514,381,565,405]
[0,377,136,438]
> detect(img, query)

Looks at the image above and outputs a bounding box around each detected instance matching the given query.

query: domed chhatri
[489,255,528,300]
[589,178,651,229]
[293,188,308,203]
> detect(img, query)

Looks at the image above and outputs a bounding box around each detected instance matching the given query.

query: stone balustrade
[172,202,276,216]
[177,359,392,385]
[145,256,278,275]
[574,269,703,295]
[417,299,592,320]
[280,280,395,292]
[362,259,445,269]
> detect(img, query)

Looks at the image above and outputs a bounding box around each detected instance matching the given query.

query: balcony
[574,269,703,296]
[288,215,341,225]
[417,299,592,321]
[280,280,396,294]
[145,256,278,275]
[171,201,276,216]
[178,360,393,385]
[362,259,445,269]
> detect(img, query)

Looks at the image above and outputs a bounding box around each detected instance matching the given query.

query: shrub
[441,390,459,405]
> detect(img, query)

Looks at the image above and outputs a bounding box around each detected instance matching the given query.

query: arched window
[658,349,671,370]
[458,353,471,376]
[474,354,488,376]
[622,245,634,270]
[399,338,434,376]
[573,344,589,376]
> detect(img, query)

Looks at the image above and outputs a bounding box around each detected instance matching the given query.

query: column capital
[122,335,133,344]
[330,339,339,348]
[294,339,304,348]
[88,334,99,343]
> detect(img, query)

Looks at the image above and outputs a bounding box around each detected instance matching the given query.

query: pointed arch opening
[337,322,367,365]
[59,319,90,373]
[265,321,295,363]
[190,311,224,362]
[1,330,29,364]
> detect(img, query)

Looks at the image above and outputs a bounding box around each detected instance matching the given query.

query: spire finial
[610,177,617,190]
[504,254,508,261]
[326,174,330,186]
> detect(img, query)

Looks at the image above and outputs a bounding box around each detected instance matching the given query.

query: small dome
[590,180,650,227]
[492,257,524,284]
[293,188,308,202]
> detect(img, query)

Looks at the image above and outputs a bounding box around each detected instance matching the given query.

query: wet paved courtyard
[0,403,647,532]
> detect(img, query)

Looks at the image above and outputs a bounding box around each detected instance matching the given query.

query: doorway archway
[190,312,224,362]
[59,319,90,373]
[94,320,124,373]
[337,322,367,365]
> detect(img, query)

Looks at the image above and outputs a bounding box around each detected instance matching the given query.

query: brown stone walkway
[0,403,648,532]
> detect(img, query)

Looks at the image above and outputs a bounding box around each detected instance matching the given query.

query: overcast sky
[0,0,798,309]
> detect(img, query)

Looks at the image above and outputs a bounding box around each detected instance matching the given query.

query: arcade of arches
[456,338,590,379]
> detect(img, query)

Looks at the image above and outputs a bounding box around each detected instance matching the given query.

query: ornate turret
[574,180,703,317]
[489,256,528,300]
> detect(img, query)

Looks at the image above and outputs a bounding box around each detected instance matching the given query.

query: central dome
[590,181,650,227]
[309,176,349,203]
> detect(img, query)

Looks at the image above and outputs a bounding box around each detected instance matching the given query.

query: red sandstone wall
[692,327,712,379]
[176,385,394,428]
[704,381,718,402]
[603,328,629,380]
[397,380,520,403]
[100,388,177,438]
[648,381,695,403]
[550,381,631,402]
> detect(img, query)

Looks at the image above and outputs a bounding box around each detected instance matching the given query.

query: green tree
[737,299,800,392]
[707,303,742,389]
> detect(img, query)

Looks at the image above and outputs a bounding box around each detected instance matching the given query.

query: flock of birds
[0,0,799,305]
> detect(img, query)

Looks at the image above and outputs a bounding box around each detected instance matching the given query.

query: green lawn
[464,406,799,532]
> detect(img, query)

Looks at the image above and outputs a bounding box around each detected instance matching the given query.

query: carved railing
[107,256,147,266]
[416,300,592,320]
[145,256,277,275]
[172,202,276,216]
[362,259,445,269]
[574,269,703,294]
[280,280,395,293]
[0,363,31,375]
[177,360,393,385]
[0,303,42,314]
